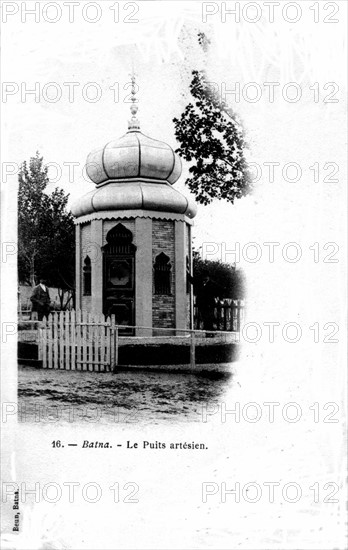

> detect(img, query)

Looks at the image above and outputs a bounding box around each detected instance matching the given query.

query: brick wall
[152,220,175,328]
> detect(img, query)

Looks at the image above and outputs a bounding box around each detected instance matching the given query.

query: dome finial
[128,70,140,131]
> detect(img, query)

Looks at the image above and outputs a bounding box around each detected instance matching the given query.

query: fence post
[190,330,195,369]
[18,289,22,320]
[42,322,47,368]
[236,300,241,332]
[110,315,115,369]
[38,326,43,362]
[47,313,53,369]
[114,325,119,369]
[223,303,227,331]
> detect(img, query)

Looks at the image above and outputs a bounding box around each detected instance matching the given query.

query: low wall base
[18,340,239,371]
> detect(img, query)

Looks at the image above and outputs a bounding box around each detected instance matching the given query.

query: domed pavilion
[71,79,197,335]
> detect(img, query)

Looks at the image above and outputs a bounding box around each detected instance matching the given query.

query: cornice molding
[74,209,194,226]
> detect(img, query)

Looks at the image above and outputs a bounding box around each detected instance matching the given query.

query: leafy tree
[173,70,252,205]
[192,248,246,300]
[18,152,75,308]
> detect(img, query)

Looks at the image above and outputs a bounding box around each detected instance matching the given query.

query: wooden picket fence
[38,310,118,372]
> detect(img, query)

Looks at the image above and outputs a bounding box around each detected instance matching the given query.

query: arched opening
[154,252,172,295]
[103,223,136,332]
[83,256,91,296]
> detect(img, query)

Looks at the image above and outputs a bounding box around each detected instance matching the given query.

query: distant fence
[194,299,244,332]
[38,307,244,371]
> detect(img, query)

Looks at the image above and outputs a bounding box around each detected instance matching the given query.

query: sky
[2,0,347,290]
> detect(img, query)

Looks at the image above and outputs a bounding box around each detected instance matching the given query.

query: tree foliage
[18,152,75,306]
[192,249,246,300]
[173,70,252,205]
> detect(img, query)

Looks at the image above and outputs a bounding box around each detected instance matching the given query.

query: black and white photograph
[1,1,347,548]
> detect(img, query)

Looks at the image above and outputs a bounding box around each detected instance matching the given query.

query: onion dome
[86,131,182,185]
[71,73,196,220]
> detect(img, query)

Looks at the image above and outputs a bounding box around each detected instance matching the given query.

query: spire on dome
[128,71,140,131]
